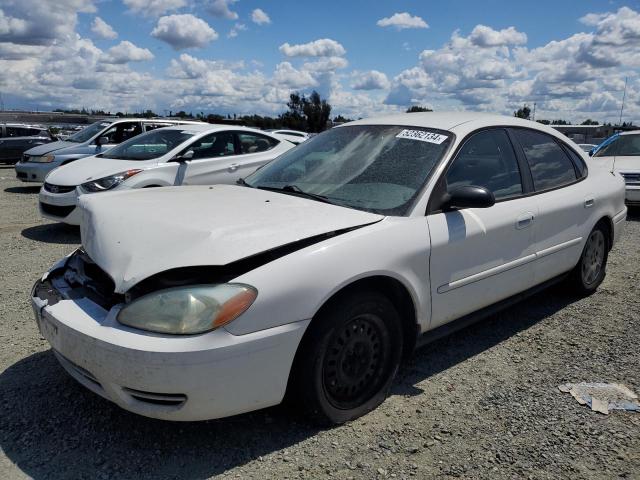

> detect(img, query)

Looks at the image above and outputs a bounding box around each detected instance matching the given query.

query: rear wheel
[290,290,403,425]
[569,223,609,295]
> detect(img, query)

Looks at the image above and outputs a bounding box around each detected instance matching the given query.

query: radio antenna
[612,77,628,174]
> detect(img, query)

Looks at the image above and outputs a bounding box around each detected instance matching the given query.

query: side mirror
[172,149,194,162]
[441,185,495,211]
[588,149,594,157]
[96,136,109,146]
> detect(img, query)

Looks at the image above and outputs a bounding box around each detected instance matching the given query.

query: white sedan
[265,129,310,144]
[590,130,640,206]
[38,124,294,225]
[31,113,626,424]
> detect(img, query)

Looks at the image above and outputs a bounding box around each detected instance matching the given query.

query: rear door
[509,128,591,284]
[180,131,280,185]
[427,128,538,328]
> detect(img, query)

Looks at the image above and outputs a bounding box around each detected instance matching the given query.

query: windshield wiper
[256,184,336,205]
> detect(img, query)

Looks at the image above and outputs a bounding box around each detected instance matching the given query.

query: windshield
[245,125,452,215]
[67,121,113,143]
[593,133,640,157]
[101,129,195,160]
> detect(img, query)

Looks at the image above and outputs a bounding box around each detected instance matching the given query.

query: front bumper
[15,160,59,183]
[31,272,308,421]
[38,187,81,225]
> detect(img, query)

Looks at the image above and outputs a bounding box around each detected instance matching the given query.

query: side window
[144,123,171,132]
[563,146,587,178]
[6,127,33,137]
[188,131,236,159]
[100,122,142,144]
[512,129,577,191]
[446,129,523,201]
[615,135,640,156]
[237,132,278,154]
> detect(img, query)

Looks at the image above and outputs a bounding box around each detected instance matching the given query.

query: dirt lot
[0,164,638,480]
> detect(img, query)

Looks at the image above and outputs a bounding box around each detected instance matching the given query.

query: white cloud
[279,38,346,57]
[352,70,390,90]
[251,8,271,25]
[468,25,527,47]
[123,0,186,18]
[303,56,348,72]
[376,12,428,30]
[101,40,154,64]
[273,62,317,89]
[91,17,117,39]
[208,0,238,20]
[152,14,218,50]
[227,22,246,39]
[0,0,95,45]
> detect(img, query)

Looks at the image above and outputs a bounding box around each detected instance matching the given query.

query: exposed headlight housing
[117,284,258,335]
[80,169,142,193]
[29,154,55,163]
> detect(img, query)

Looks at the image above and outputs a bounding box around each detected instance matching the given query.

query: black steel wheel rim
[322,313,391,410]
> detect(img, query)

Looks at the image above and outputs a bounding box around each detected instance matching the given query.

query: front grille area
[621,173,640,185]
[16,171,27,179]
[44,182,76,194]
[40,202,75,218]
[123,387,187,407]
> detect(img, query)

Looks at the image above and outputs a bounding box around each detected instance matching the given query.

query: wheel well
[595,216,613,251]
[143,185,161,188]
[313,276,419,358]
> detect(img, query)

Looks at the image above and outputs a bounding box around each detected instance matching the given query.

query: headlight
[80,169,142,193]
[117,284,258,334]
[30,154,55,163]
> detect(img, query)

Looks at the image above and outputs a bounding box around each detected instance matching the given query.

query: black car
[0,124,55,164]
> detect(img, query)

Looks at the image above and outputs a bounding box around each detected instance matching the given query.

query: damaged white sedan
[32,113,627,424]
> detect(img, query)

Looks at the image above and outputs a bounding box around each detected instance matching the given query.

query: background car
[265,129,310,144]
[577,143,597,153]
[38,124,294,224]
[0,124,54,164]
[15,118,199,182]
[32,112,626,424]
[590,130,640,206]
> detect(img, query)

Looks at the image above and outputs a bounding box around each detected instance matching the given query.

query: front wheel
[289,290,403,425]
[568,223,609,295]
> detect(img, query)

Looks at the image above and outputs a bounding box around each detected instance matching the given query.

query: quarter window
[446,129,523,200]
[189,131,236,159]
[512,129,577,191]
[237,132,278,154]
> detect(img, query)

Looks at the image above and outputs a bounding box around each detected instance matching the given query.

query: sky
[2,0,640,123]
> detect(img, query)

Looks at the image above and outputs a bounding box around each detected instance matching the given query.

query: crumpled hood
[25,140,77,156]
[78,184,383,293]
[45,156,150,186]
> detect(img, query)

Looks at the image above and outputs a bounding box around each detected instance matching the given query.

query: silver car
[15,118,200,182]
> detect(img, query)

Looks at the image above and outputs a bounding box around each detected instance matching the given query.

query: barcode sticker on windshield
[396,129,448,144]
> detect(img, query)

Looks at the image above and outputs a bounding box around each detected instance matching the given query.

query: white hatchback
[32,113,626,424]
[38,124,294,224]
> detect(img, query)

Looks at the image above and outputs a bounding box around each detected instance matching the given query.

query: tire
[568,223,609,295]
[289,290,403,425]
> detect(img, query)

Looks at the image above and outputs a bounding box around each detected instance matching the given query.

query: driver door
[95,122,142,153]
[427,128,538,328]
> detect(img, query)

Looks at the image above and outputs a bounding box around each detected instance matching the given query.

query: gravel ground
[0,164,638,480]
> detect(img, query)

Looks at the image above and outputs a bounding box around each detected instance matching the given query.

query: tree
[514,104,531,120]
[581,119,599,125]
[537,119,551,125]
[551,119,569,125]
[279,90,332,132]
[406,105,432,113]
[333,115,352,123]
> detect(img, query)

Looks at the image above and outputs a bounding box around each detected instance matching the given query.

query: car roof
[619,129,640,136]
[344,112,562,136]
[159,123,276,134]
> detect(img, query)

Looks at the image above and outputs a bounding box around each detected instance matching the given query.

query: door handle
[516,213,534,230]
[584,198,595,208]
[228,164,238,172]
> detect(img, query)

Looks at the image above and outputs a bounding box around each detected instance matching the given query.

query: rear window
[512,129,577,191]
